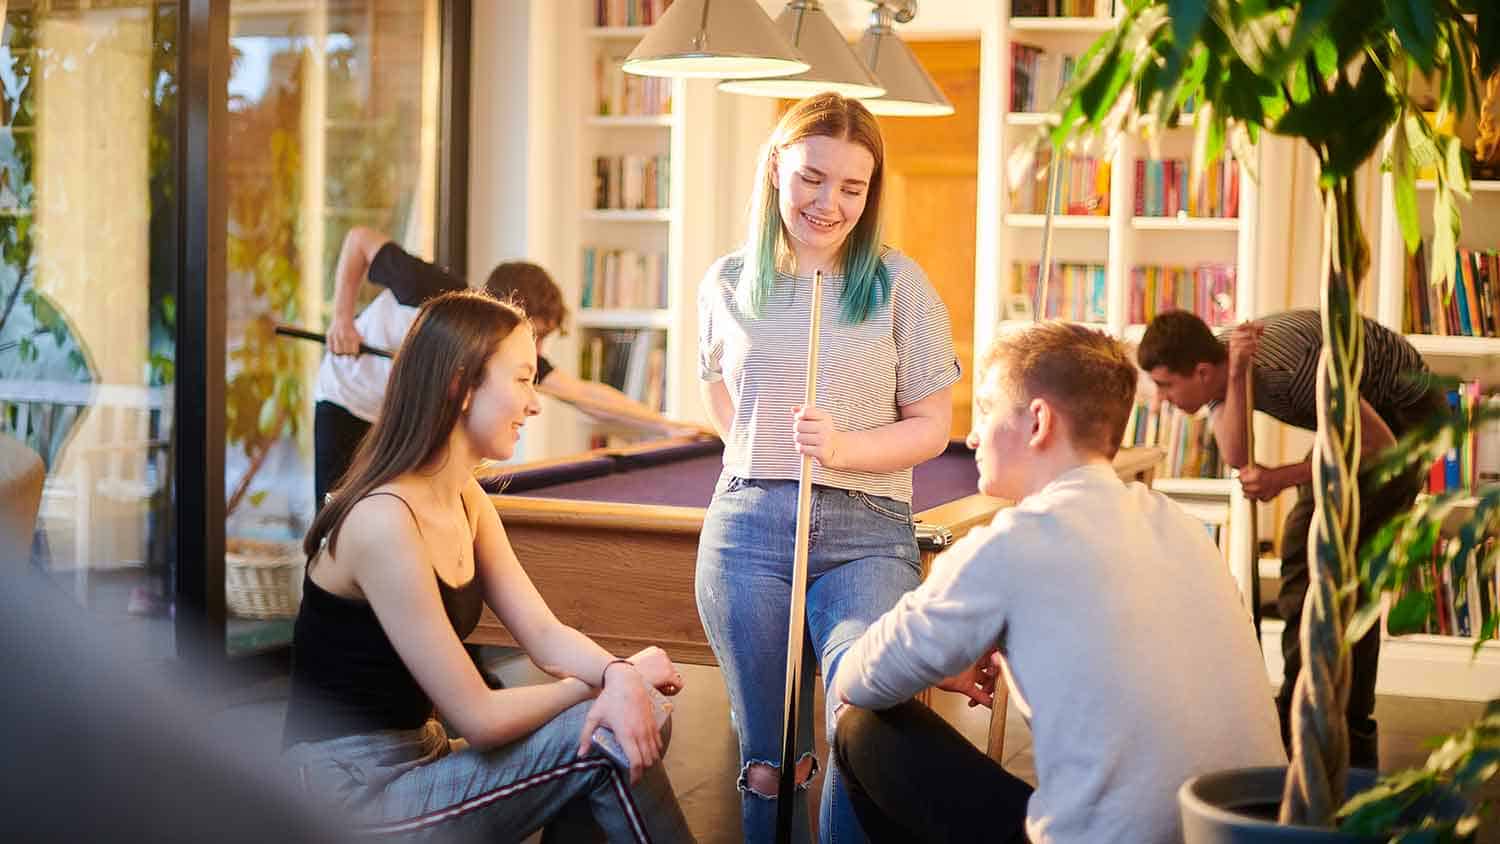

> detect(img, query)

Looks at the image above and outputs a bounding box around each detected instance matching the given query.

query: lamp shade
[717,1,885,100]
[623,0,811,80]
[856,19,954,117]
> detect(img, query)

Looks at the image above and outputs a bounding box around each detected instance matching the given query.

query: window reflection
[0,3,178,660]
[223,1,441,653]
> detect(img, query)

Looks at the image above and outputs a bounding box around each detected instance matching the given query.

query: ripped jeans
[696,475,921,843]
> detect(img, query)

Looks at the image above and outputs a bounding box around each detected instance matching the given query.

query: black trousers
[834,700,1032,843]
[1274,387,1448,770]
[313,400,371,512]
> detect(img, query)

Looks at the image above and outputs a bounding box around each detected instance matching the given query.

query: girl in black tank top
[281,291,692,842]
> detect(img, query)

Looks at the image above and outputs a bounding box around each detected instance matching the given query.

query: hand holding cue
[273,323,393,359]
[775,270,824,842]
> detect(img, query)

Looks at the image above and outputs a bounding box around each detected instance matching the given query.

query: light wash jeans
[696,475,921,844]
[282,700,693,843]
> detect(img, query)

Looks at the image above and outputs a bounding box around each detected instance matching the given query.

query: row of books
[1010,262,1107,323]
[1127,263,1237,326]
[595,48,672,116]
[1009,152,1111,216]
[594,0,673,27]
[1403,244,1500,338]
[1133,157,1240,218]
[1011,0,1115,16]
[592,155,670,211]
[1122,400,1227,479]
[580,247,668,310]
[1426,383,1500,495]
[1389,535,1498,638]
[1008,44,1076,113]
[579,329,667,412]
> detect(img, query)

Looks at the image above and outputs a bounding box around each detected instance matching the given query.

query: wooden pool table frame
[469,440,1163,666]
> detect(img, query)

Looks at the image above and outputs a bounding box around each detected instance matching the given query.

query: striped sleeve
[697,257,730,382]
[890,256,962,406]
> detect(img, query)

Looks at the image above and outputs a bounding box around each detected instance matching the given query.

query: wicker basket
[225,537,305,619]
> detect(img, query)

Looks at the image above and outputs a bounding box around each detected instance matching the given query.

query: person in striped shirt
[695,93,961,843]
[1138,309,1446,769]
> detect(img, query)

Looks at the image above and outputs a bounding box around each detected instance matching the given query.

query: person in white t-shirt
[314,228,706,509]
[829,322,1285,843]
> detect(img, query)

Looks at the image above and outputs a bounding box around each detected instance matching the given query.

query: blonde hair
[980,322,1139,456]
[739,92,889,323]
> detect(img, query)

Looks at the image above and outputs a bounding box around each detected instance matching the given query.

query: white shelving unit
[1372,170,1500,700]
[561,10,683,450]
[534,2,728,456]
[982,4,1265,625]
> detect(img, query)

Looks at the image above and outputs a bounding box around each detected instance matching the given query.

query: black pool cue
[273,323,392,359]
[775,269,825,843]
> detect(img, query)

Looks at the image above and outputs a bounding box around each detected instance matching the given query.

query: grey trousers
[283,701,693,843]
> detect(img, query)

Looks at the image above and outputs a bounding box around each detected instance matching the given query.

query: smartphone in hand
[591,685,672,770]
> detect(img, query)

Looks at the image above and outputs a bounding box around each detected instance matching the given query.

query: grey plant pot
[1179,766,1381,843]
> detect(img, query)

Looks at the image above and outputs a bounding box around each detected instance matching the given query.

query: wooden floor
[474,651,1500,843]
[206,649,1498,841]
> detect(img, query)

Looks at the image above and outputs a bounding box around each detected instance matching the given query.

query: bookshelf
[1372,166,1500,700]
[562,0,683,450]
[989,4,1259,451]
[981,0,1265,639]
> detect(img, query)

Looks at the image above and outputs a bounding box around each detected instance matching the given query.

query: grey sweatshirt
[831,462,1286,844]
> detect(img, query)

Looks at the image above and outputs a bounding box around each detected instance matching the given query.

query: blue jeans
[282,702,693,842]
[696,475,922,844]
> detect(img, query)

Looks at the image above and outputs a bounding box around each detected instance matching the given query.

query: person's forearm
[1275,458,1312,488]
[701,380,734,439]
[524,621,627,688]
[834,590,968,710]
[831,416,949,473]
[332,228,379,324]
[1218,370,1251,468]
[463,677,596,749]
[577,381,680,432]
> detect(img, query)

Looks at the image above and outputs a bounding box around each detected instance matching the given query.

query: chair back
[0,431,44,565]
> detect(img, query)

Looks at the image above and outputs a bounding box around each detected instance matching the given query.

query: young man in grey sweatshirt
[829,322,1285,844]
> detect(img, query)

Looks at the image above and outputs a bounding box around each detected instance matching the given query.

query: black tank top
[282,492,484,748]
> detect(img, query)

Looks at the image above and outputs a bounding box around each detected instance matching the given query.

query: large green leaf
[1274,61,1398,178]
[1386,588,1437,635]
[1385,0,1438,72]
[1386,115,1422,254]
[1168,0,1209,62]
[1257,0,1338,81]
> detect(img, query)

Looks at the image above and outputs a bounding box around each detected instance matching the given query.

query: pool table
[469,438,1162,666]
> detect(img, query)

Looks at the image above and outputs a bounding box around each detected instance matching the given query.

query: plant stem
[1282,176,1366,826]
[225,404,289,518]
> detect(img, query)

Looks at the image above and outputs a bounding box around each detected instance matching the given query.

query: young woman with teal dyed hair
[695,92,961,843]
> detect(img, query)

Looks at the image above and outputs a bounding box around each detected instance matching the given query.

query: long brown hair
[304,290,526,561]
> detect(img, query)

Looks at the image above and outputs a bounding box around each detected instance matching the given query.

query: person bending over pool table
[830,322,1284,844]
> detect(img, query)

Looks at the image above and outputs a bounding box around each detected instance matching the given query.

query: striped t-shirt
[1209,309,1433,431]
[698,248,961,502]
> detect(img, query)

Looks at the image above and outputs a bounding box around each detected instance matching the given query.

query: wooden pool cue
[1244,358,1264,637]
[273,323,392,359]
[775,269,824,843]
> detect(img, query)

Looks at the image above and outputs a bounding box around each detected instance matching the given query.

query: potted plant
[222,61,308,620]
[1021,0,1499,838]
